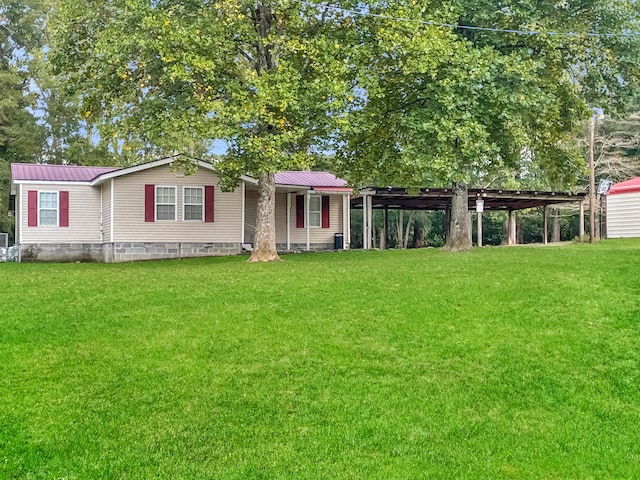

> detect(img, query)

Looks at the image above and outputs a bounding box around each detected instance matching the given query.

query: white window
[309,195,322,227]
[183,187,204,221]
[39,191,58,226]
[156,186,176,221]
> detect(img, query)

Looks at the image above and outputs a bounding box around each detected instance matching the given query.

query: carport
[351,187,587,248]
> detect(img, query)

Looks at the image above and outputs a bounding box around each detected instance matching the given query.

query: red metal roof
[609,177,640,195]
[11,162,348,189]
[11,163,119,182]
[275,171,347,187]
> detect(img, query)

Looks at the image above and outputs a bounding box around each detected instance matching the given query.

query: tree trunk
[248,172,281,262]
[403,211,414,248]
[397,210,404,248]
[442,182,471,252]
[412,218,424,248]
[551,208,560,242]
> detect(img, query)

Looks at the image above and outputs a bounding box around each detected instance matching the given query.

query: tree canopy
[335,0,640,189]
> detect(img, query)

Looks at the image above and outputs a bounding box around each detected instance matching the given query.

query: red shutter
[145,184,155,222]
[205,186,215,222]
[28,190,38,227]
[322,196,330,228]
[296,195,304,228]
[59,191,69,227]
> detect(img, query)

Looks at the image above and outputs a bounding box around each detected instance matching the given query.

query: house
[10,155,351,262]
[606,177,640,238]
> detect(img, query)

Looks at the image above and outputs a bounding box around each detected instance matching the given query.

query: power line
[288,0,640,38]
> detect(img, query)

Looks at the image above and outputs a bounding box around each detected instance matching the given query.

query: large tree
[49,0,354,261]
[0,0,48,241]
[335,0,640,251]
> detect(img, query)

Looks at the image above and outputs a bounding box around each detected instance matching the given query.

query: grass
[1,240,640,479]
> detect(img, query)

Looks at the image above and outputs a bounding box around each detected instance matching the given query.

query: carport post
[306,190,310,251]
[543,205,548,245]
[579,200,585,238]
[507,210,516,245]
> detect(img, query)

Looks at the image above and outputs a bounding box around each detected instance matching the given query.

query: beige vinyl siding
[275,192,289,243]
[20,183,102,244]
[15,185,21,244]
[244,188,258,244]
[112,164,243,243]
[102,181,112,242]
[607,192,640,238]
[287,193,345,244]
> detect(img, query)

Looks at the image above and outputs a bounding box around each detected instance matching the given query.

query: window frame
[155,185,177,221]
[183,186,204,222]
[38,191,59,227]
[308,194,322,228]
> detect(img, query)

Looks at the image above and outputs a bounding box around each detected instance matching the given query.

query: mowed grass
[2,240,640,479]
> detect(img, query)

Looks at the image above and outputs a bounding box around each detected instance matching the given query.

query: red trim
[322,196,330,228]
[205,186,215,222]
[28,190,38,226]
[609,186,640,195]
[145,184,155,222]
[609,177,640,195]
[59,191,69,227]
[296,195,304,228]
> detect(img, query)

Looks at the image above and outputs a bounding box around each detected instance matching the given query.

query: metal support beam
[579,200,585,238]
[543,205,548,245]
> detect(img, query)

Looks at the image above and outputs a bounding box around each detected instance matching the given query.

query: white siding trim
[18,183,22,244]
[110,179,114,243]
[14,180,91,186]
[91,157,257,186]
[100,184,103,242]
[287,193,291,250]
[241,182,246,243]
[306,191,310,251]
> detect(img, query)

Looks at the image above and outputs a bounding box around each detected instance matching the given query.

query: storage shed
[607,177,640,238]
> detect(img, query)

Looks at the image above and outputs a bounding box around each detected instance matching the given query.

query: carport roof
[351,187,586,211]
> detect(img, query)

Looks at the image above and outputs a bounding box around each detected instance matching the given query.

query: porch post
[477,211,483,247]
[362,195,368,249]
[383,207,389,249]
[306,190,310,251]
[344,193,350,250]
[508,210,515,245]
[368,195,374,250]
[286,192,291,251]
[543,205,548,245]
[579,200,585,238]
[241,181,246,245]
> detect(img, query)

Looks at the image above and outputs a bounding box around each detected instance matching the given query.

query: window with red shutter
[59,191,69,227]
[144,184,155,222]
[322,196,330,228]
[204,186,215,222]
[28,190,38,226]
[296,195,304,228]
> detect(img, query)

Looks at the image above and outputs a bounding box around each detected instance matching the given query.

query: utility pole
[589,113,596,243]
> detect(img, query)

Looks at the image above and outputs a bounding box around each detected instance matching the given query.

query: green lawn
[2,240,640,479]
